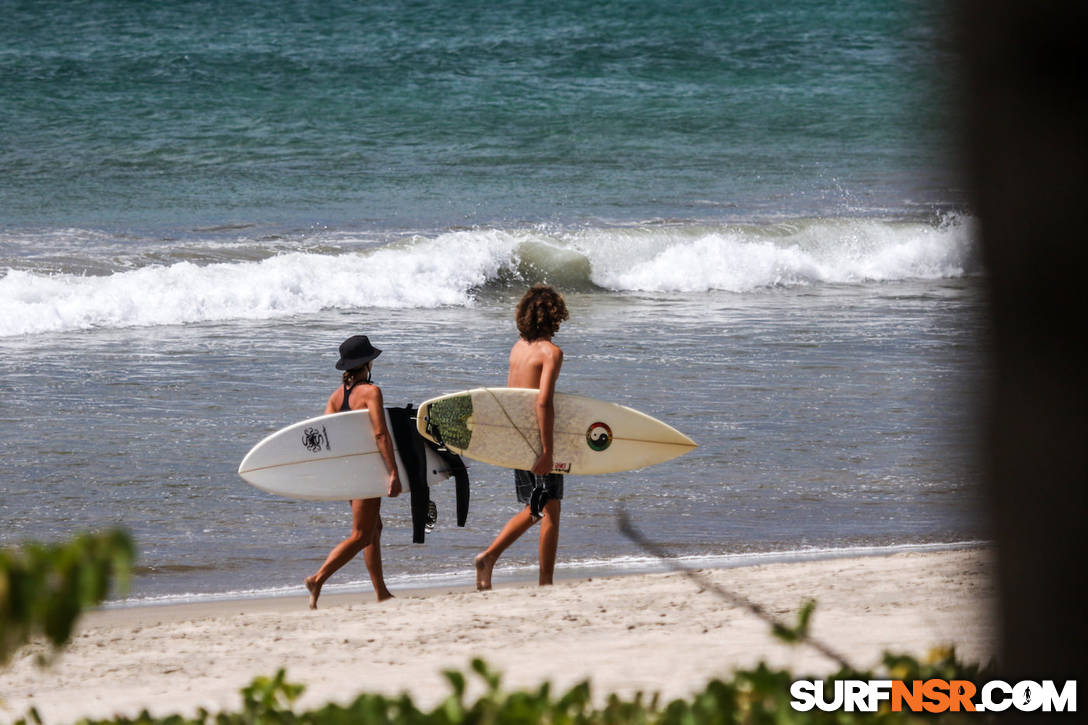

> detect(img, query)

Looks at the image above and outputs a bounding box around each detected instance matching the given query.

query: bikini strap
[339,377,376,412]
[339,382,356,412]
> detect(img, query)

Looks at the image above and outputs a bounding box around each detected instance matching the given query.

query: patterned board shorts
[514,469,564,506]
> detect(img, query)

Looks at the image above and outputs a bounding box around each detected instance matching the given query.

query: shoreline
[107,539,990,610]
[2,546,996,724]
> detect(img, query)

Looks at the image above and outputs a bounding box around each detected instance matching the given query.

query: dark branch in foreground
[617,508,855,671]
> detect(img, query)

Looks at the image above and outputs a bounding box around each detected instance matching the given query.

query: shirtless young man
[474,284,570,590]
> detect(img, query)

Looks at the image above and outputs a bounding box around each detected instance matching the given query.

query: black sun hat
[335,335,382,370]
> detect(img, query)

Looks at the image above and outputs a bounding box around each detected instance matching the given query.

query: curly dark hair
[515,284,569,341]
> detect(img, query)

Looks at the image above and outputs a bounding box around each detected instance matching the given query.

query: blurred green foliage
[1,529,134,666]
[16,649,994,725]
[5,549,996,724]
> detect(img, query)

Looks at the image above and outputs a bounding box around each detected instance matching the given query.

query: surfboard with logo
[416,388,696,475]
[238,409,451,500]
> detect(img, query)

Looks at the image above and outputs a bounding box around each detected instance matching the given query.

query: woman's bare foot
[305,575,322,609]
[474,552,495,591]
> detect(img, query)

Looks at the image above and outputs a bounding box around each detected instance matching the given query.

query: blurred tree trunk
[959,0,1087,692]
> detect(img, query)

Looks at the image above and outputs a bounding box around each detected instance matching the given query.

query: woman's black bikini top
[339,379,373,412]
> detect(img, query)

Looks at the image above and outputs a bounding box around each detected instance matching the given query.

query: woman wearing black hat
[304,335,401,608]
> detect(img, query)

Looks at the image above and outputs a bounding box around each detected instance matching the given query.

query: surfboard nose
[657,423,697,449]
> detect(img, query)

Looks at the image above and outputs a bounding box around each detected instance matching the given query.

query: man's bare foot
[376,591,395,602]
[474,552,495,591]
[305,575,322,610]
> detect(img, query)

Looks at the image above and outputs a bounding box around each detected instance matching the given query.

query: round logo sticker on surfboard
[586,421,613,451]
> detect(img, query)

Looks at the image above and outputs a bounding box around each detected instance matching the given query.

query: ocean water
[0,0,985,604]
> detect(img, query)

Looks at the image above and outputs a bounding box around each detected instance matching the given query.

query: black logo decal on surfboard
[586,421,612,451]
[302,425,330,453]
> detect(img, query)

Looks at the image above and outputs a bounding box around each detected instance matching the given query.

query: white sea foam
[0,231,516,336]
[581,215,977,292]
[0,216,977,337]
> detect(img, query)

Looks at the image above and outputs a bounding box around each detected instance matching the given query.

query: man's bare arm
[531,346,563,475]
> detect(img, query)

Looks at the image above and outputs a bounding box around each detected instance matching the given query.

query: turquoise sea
[0,0,985,603]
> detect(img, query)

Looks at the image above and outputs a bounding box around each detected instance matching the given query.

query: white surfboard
[416,388,696,475]
[238,409,451,500]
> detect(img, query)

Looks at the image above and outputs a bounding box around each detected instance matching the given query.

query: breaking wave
[0,215,977,336]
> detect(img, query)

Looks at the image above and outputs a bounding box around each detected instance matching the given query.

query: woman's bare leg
[362,507,393,601]
[537,499,561,585]
[474,507,537,591]
[305,498,384,608]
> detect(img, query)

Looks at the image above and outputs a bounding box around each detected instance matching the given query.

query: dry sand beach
[1,548,995,723]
